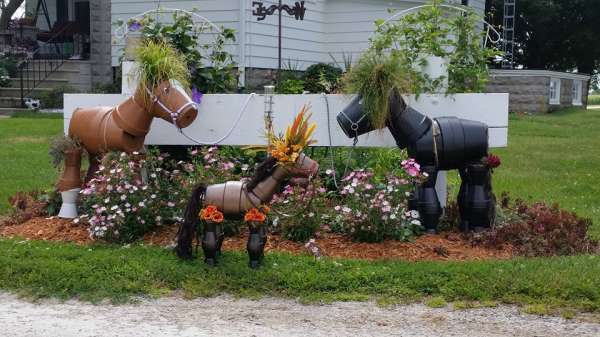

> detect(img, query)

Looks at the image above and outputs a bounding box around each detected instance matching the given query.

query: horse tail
[176,183,206,259]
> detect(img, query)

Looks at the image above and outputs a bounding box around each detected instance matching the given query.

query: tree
[486,0,600,74]
[0,0,25,31]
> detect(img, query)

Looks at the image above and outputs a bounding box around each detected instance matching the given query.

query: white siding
[109,0,484,69]
[110,0,241,66]
[324,0,427,70]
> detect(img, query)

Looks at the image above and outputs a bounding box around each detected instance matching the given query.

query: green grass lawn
[588,95,600,105]
[1,238,599,312]
[493,108,600,238]
[0,113,62,214]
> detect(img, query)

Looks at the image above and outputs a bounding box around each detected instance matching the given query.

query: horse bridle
[144,82,198,127]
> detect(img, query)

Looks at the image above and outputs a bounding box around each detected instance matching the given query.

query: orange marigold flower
[253,212,266,222]
[211,211,224,223]
[205,205,218,215]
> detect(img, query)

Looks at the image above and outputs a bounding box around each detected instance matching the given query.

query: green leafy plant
[270,180,330,242]
[135,40,189,105]
[0,53,19,77]
[371,0,501,94]
[37,189,62,216]
[303,63,342,93]
[277,78,305,94]
[0,68,10,87]
[134,11,238,93]
[34,85,78,109]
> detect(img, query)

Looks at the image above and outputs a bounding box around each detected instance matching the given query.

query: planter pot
[202,222,219,266]
[57,149,82,192]
[247,225,264,269]
[58,188,81,219]
[336,95,374,138]
[68,105,146,155]
[112,93,153,137]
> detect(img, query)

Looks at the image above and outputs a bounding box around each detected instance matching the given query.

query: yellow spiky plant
[268,105,317,166]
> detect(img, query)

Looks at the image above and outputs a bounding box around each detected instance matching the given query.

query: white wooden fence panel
[64,93,508,148]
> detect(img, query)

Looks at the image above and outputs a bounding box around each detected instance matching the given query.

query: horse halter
[144,80,198,127]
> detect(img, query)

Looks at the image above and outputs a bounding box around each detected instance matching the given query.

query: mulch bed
[1,216,513,261]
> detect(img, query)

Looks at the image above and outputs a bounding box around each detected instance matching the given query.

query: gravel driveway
[1,292,599,337]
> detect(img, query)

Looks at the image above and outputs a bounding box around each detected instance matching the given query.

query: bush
[277,78,305,94]
[35,85,78,109]
[330,168,424,242]
[0,68,10,87]
[0,54,20,77]
[79,150,190,242]
[91,82,121,94]
[136,11,238,93]
[270,180,330,242]
[474,195,598,256]
[303,63,342,93]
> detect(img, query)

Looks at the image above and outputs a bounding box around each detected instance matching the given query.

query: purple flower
[128,20,142,32]
[192,87,203,104]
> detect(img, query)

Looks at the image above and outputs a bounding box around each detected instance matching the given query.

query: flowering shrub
[79,151,190,242]
[474,195,598,256]
[270,180,330,242]
[331,168,424,242]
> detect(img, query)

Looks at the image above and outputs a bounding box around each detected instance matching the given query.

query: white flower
[138,201,145,207]
[167,202,175,207]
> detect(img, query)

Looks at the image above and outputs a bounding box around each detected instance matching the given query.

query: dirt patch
[1,216,512,261]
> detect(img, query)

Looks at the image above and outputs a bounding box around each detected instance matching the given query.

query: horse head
[142,79,199,129]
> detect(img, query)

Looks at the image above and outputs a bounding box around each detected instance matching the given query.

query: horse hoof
[205,258,216,266]
[249,260,260,269]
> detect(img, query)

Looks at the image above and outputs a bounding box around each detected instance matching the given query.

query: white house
[24,0,485,90]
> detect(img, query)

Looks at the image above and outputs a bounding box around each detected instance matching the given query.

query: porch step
[7,78,70,89]
[0,97,23,109]
[0,87,54,97]
[25,59,90,72]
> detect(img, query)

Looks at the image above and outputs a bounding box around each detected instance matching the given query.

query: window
[572,80,583,106]
[549,78,561,105]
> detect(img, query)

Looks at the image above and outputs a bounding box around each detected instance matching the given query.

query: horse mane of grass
[134,40,190,107]
[342,50,412,129]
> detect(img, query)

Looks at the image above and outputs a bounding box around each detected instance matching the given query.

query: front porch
[0,0,112,109]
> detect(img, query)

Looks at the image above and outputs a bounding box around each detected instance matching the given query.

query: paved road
[1,293,599,337]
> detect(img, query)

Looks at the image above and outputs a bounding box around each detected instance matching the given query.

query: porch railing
[12,23,80,107]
